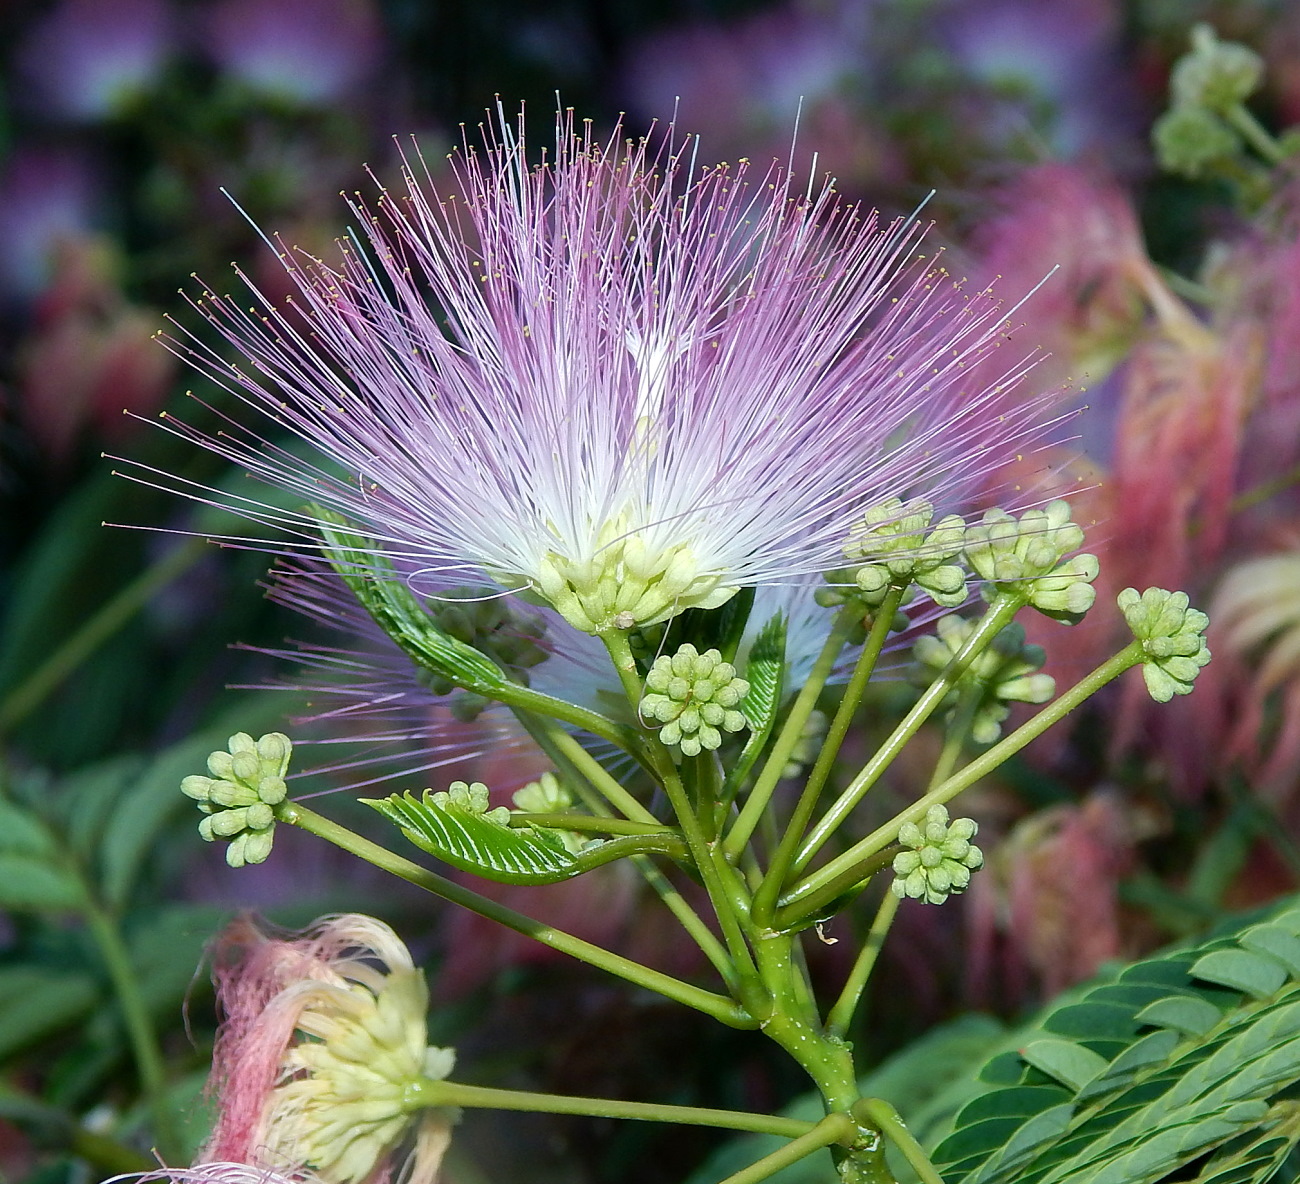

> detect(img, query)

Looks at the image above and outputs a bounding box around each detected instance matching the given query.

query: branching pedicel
[154,109,1213,1184]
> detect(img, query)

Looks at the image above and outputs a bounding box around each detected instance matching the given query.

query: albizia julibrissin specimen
[145,106,1059,634]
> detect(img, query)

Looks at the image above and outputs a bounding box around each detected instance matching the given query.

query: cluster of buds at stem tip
[640,643,750,756]
[964,500,1099,624]
[891,804,984,905]
[182,733,291,867]
[1119,587,1213,702]
[912,618,1055,744]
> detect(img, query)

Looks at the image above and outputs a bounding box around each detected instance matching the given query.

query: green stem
[602,629,648,709]
[853,1098,945,1184]
[508,813,673,836]
[1226,102,1287,165]
[825,890,901,1040]
[777,643,1143,925]
[405,1077,815,1139]
[515,713,737,988]
[725,612,855,860]
[0,538,205,734]
[712,1114,858,1184]
[791,594,1023,876]
[926,686,981,793]
[661,764,763,997]
[279,801,756,1028]
[516,711,659,825]
[82,898,181,1161]
[751,592,902,927]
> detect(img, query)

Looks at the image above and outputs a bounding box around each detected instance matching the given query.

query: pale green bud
[512,771,573,814]
[184,732,296,865]
[964,501,1097,623]
[842,497,969,609]
[1118,587,1212,702]
[890,804,984,905]
[912,617,1055,744]
[640,644,750,754]
[1153,105,1239,177]
[1171,24,1263,114]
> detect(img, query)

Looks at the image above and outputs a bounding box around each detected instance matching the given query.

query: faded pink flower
[199,914,453,1184]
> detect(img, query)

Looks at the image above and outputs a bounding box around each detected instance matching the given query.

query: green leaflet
[318,512,508,694]
[366,790,688,885]
[931,898,1300,1184]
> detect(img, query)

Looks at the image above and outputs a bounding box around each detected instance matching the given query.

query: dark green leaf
[0,855,85,911]
[1136,995,1223,1036]
[1019,1040,1107,1092]
[0,968,99,1060]
[1192,950,1290,1000]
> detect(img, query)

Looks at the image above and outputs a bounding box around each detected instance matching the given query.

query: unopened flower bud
[842,497,969,609]
[964,501,1098,623]
[1118,587,1212,702]
[891,804,984,905]
[183,732,295,866]
[1170,24,1263,114]
[641,643,750,756]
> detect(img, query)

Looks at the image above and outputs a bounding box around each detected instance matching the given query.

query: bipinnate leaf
[366,789,687,885]
[318,511,508,694]
[931,897,1300,1184]
[724,612,787,794]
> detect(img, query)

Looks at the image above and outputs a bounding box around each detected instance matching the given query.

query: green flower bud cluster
[964,501,1099,623]
[913,617,1056,744]
[891,804,984,905]
[182,732,291,867]
[424,589,549,720]
[641,644,750,756]
[512,772,589,854]
[842,497,968,609]
[431,780,511,826]
[1118,587,1212,702]
[1153,24,1277,181]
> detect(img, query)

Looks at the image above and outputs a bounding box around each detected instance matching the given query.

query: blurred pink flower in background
[624,0,899,193]
[0,148,101,305]
[15,0,174,122]
[205,0,384,105]
[14,236,174,467]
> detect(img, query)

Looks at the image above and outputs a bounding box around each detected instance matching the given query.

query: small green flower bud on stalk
[842,497,969,609]
[431,780,512,825]
[913,617,1055,744]
[640,643,750,756]
[1118,587,1212,702]
[182,732,293,867]
[1153,105,1240,177]
[891,804,984,905]
[964,501,1098,623]
[1170,24,1263,114]
[512,771,574,814]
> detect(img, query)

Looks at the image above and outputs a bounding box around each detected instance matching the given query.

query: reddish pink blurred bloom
[15,235,174,466]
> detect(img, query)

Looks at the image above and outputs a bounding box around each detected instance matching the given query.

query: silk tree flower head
[197,913,454,1184]
[156,106,1057,638]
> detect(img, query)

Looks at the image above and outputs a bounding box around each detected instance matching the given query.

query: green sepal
[722,612,787,799]
[318,510,508,695]
[364,789,689,884]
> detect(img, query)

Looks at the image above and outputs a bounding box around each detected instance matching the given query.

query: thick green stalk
[713,1114,858,1184]
[853,1098,944,1184]
[725,611,856,859]
[751,591,902,927]
[405,1076,815,1139]
[791,593,1023,875]
[0,538,205,734]
[279,800,757,1028]
[777,643,1144,925]
[1226,102,1287,165]
[825,890,900,1039]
